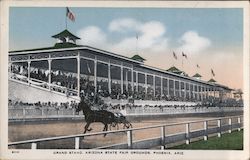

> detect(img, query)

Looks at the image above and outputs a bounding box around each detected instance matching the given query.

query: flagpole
[182,56,183,71]
[136,33,138,54]
[65,8,68,29]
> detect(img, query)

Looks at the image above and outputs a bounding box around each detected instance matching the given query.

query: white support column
[153,75,156,97]
[131,68,134,92]
[77,54,81,97]
[48,59,52,91]
[193,84,196,100]
[136,71,138,92]
[121,65,124,94]
[167,78,170,96]
[173,80,176,97]
[27,61,31,84]
[125,70,128,92]
[179,81,181,98]
[94,58,97,94]
[145,73,147,95]
[184,82,186,100]
[108,62,111,94]
[160,76,163,97]
[189,83,191,100]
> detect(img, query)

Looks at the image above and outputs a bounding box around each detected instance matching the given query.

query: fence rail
[9,106,243,120]
[8,115,243,149]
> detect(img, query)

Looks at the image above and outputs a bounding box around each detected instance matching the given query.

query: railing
[124,106,243,116]
[8,106,243,120]
[9,108,83,120]
[8,115,243,149]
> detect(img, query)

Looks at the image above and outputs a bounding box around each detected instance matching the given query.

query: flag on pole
[196,64,200,68]
[66,7,75,22]
[182,52,187,59]
[211,69,215,77]
[173,52,177,60]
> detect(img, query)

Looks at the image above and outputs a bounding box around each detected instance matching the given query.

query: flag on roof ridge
[66,7,75,22]
[173,51,177,60]
[182,52,187,59]
[211,69,215,77]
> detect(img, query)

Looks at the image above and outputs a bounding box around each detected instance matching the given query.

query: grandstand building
[9,29,234,103]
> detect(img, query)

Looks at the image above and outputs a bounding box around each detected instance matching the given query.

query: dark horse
[76,98,116,137]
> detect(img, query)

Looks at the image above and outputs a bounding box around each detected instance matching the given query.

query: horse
[75,97,116,137]
[110,112,133,130]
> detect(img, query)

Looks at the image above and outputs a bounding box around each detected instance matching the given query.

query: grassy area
[171,130,243,150]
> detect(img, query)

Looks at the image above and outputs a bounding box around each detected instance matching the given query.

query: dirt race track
[8,113,242,149]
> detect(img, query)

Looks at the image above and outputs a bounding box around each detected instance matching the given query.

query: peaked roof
[193,73,202,77]
[52,29,80,39]
[9,43,83,53]
[208,78,216,83]
[131,54,146,61]
[167,66,181,73]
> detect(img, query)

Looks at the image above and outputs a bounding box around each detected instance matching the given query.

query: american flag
[211,69,215,77]
[182,52,187,59]
[66,7,75,22]
[173,52,177,60]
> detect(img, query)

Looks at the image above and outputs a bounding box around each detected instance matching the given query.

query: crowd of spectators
[8,99,78,110]
[10,64,243,108]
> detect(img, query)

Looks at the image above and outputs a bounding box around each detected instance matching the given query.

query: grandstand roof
[52,29,80,40]
[193,73,202,78]
[167,66,183,74]
[131,54,146,62]
[8,29,231,89]
[208,78,216,83]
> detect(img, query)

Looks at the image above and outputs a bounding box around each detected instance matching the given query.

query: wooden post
[228,118,232,133]
[127,130,133,149]
[204,121,208,141]
[217,119,221,137]
[161,126,166,149]
[31,143,37,149]
[238,117,241,131]
[75,137,80,149]
[185,123,190,144]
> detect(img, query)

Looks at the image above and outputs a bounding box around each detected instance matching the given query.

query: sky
[9,7,243,90]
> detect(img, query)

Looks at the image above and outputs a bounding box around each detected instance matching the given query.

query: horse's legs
[103,123,108,137]
[84,122,91,134]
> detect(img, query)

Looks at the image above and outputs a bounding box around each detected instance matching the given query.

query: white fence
[9,108,83,120]
[122,106,243,116]
[8,115,243,149]
[9,106,243,120]
[9,107,243,120]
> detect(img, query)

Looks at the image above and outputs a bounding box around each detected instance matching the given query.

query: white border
[0,1,249,160]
